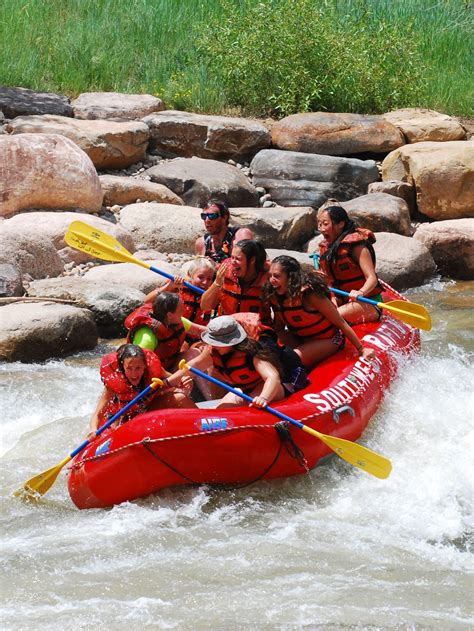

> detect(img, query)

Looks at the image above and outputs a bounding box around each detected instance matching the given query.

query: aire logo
[197,417,232,431]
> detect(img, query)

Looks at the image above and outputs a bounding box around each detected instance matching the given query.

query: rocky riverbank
[1,86,473,362]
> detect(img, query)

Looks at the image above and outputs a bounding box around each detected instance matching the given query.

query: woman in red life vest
[200,239,272,326]
[144,257,216,329]
[172,315,287,409]
[262,256,376,369]
[88,343,195,438]
[317,200,383,324]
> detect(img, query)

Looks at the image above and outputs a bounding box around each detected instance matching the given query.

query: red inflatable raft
[68,284,420,509]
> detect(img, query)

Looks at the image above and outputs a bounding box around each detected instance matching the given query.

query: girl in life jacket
[316,199,383,324]
[171,315,288,409]
[88,343,195,439]
[262,256,376,370]
[200,239,272,326]
[144,257,216,330]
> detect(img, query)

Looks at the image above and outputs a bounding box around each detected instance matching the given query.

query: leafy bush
[196,0,427,117]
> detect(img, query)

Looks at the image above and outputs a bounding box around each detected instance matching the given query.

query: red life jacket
[211,347,263,394]
[124,304,186,370]
[179,286,212,327]
[99,349,162,426]
[269,291,338,340]
[318,229,382,298]
[233,311,275,342]
[219,267,272,325]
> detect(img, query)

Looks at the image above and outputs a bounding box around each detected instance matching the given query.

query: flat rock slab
[145,157,259,207]
[382,140,474,220]
[3,212,135,266]
[340,193,412,236]
[82,260,180,294]
[0,302,98,362]
[251,149,380,208]
[383,108,467,143]
[73,91,165,121]
[414,219,474,280]
[0,85,73,118]
[28,276,145,337]
[271,112,404,156]
[99,175,183,206]
[0,134,102,218]
[6,115,150,170]
[143,110,271,160]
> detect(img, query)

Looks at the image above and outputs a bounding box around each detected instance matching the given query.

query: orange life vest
[219,267,272,325]
[270,291,338,340]
[99,349,162,426]
[318,229,382,299]
[211,347,263,394]
[179,287,212,327]
[124,304,186,370]
[232,311,275,342]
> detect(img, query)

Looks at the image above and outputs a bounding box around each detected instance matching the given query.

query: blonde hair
[181,256,216,280]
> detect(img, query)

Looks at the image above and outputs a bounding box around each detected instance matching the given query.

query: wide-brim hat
[201,315,247,347]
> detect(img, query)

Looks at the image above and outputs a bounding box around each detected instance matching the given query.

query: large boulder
[266,249,316,268]
[0,223,64,279]
[0,264,24,297]
[383,108,467,143]
[381,140,474,220]
[2,212,135,265]
[0,134,102,218]
[143,110,271,160]
[6,115,150,170]
[27,277,145,337]
[414,219,474,280]
[340,193,412,236]
[0,86,73,118]
[0,302,98,362]
[271,112,404,156]
[250,149,380,208]
[367,180,416,217]
[72,92,166,121]
[82,260,180,294]
[373,233,436,289]
[99,175,183,206]
[145,157,259,207]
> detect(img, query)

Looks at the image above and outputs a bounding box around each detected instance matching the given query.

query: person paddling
[88,343,194,438]
[200,239,272,326]
[263,256,376,369]
[317,200,383,324]
[195,200,253,264]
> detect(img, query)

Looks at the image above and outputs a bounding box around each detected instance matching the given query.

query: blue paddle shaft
[188,365,305,430]
[330,287,379,306]
[69,384,154,458]
[149,265,204,295]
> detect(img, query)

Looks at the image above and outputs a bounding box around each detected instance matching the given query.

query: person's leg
[338,301,379,325]
[151,389,197,409]
[294,338,338,369]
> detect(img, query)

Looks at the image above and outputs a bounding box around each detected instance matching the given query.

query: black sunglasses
[201,212,221,220]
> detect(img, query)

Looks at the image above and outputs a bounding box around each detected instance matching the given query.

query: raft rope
[275,422,309,472]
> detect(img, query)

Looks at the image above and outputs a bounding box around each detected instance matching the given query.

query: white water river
[1,279,472,630]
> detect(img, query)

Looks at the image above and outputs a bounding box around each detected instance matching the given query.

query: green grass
[0,0,472,116]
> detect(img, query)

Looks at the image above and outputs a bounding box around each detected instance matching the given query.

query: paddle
[178,360,392,479]
[14,378,163,499]
[329,287,432,331]
[65,220,204,295]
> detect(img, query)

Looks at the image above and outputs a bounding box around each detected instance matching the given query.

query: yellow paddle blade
[302,425,392,479]
[65,220,150,270]
[381,299,432,331]
[13,456,72,499]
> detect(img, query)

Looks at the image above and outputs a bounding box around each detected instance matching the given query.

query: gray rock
[341,193,412,236]
[0,224,64,279]
[251,149,379,208]
[73,92,166,121]
[99,174,183,206]
[368,180,416,217]
[373,232,436,289]
[144,157,259,207]
[414,219,474,280]
[143,110,271,160]
[82,260,180,294]
[0,263,24,297]
[0,302,98,362]
[0,85,73,118]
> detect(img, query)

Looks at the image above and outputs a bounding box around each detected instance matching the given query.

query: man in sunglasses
[195,200,253,264]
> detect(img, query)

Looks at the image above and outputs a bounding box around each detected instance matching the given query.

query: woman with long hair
[262,255,376,369]
[317,199,383,324]
[200,239,272,326]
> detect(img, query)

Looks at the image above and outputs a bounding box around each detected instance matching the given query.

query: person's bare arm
[144,279,175,304]
[200,261,227,310]
[88,386,112,438]
[349,244,378,300]
[251,358,282,407]
[195,235,205,256]
[166,346,213,386]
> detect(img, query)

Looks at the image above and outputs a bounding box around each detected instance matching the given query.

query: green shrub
[196,0,426,117]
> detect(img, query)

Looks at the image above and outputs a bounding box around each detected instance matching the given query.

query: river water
[1,279,472,630]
